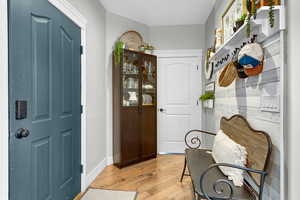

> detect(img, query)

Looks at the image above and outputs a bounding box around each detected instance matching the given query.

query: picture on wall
[222,0,247,42]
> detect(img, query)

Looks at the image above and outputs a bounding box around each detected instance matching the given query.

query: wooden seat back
[220,115,272,185]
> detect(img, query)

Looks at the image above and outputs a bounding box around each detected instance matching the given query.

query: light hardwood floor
[90,155,194,200]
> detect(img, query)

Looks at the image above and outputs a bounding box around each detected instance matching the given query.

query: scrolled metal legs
[180,157,187,182]
[199,163,268,200]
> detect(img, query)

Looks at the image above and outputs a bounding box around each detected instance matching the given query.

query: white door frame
[154,49,203,154]
[0,0,9,199]
[0,0,88,199]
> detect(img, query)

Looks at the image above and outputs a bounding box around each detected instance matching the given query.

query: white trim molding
[48,0,88,192]
[0,0,9,199]
[106,156,113,166]
[85,158,107,188]
[48,0,87,27]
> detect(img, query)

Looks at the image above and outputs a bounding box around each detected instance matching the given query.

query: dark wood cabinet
[113,49,157,168]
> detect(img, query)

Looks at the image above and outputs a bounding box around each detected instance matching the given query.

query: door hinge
[197,65,199,70]
[80,164,84,174]
[80,105,83,114]
[80,45,84,55]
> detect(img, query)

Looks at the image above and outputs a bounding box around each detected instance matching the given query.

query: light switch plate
[260,95,280,113]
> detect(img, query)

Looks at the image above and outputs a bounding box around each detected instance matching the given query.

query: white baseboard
[85,158,107,188]
[106,156,113,165]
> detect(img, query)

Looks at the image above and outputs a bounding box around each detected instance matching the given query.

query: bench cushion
[185,149,256,200]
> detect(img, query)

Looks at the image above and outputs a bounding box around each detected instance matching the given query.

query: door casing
[0,0,88,199]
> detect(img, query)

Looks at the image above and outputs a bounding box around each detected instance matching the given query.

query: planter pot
[233,21,245,32]
[256,0,281,8]
[203,99,214,109]
[145,50,153,55]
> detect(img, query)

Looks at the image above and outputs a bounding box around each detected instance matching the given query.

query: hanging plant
[114,41,125,64]
[246,0,257,37]
[199,91,215,102]
[246,0,275,37]
[268,0,275,28]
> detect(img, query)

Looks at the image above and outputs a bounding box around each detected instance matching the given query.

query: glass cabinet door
[141,57,156,106]
[122,50,140,107]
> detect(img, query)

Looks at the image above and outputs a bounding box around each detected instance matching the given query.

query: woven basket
[218,62,237,87]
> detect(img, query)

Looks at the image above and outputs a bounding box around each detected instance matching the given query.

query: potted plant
[199,91,215,102]
[233,14,247,32]
[114,40,125,64]
[246,0,276,37]
[139,44,146,52]
[144,43,155,54]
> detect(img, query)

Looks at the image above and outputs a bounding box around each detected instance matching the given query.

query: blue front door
[9,0,82,199]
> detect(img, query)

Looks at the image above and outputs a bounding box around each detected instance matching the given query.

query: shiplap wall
[202,34,281,199]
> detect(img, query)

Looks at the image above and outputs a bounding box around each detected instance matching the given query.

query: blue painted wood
[9,0,81,199]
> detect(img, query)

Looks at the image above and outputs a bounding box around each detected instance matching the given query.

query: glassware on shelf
[123,91,138,107]
[129,92,138,103]
[125,77,138,89]
[143,61,154,82]
[123,62,138,74]
[146,61,153,74]
[142,84,154,90]
[142,94,153,105]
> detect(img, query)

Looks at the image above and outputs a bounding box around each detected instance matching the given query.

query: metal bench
[180,115,272,200]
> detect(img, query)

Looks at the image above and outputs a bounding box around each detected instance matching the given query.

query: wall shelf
[210,6,284,63]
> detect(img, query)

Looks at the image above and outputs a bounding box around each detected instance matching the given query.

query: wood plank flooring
[90,155,194,200]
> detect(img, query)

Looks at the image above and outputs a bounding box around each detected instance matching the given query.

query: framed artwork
[222,0,247,42]
[205,48,214,80]
[205,82,215,92]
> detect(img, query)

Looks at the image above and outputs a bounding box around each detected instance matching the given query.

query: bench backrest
[220,115,272,185]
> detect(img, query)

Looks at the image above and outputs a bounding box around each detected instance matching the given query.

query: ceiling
[100,0,216,26]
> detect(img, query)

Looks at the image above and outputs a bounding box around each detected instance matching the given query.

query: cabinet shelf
[143,104,155,107]
[123,73,139,78]
[123,88,139,91]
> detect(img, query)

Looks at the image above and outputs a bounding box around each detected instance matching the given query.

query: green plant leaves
[200,91,215,102]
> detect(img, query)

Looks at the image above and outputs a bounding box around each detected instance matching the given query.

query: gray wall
[66,0,107,174]
[203,1,281,199]
[149,24,206,50]
[205,0,228,50]
[287,0,300,199]
[105,11,150,161]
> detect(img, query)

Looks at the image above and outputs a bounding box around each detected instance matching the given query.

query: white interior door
[157,55,202,153]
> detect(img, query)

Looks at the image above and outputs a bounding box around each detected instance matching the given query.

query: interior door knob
[159,108,165,112]
[15,128,30,139]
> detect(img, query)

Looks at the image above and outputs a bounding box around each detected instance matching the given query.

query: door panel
[32,137,52,200]
[158,57,202,153]
[141,107,157,159]
[61,27,74,117]
[121,108,141,165]
[166,63,191,105]
[9,0,81,199]
[32,14,52,122]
